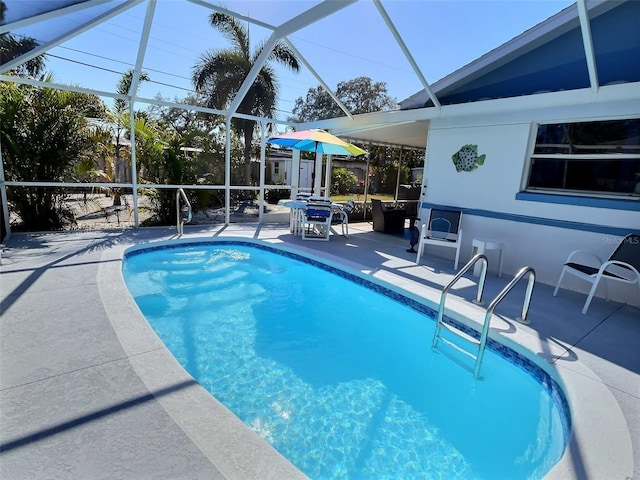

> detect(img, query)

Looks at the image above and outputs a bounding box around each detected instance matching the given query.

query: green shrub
[331,168,358,195]
[265,184,290,204]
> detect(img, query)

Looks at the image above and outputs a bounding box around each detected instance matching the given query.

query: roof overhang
[329,121,428,150]
[302,79,640,149]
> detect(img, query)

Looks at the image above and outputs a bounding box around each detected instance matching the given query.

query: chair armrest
[598,260,640,281]
[422,227,460,242]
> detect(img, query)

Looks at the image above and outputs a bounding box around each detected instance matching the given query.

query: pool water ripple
[124,242,569,480]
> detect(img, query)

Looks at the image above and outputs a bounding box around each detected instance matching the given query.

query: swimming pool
[123,240,570,479]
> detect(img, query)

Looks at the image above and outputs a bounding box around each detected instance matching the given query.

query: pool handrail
[473,266,536,378]
[432,253,487,360]
[176,188,192,236]
[433,253,488,340]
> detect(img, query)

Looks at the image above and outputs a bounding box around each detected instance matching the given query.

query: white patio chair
[301,203,333,241]
[415,208,463,269]
[553,233,640,314]
[332,199,355,237]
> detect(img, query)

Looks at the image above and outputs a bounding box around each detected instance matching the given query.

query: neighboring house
[265,150,314,190]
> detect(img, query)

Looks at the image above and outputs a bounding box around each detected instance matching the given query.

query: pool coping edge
[101,234,633,480]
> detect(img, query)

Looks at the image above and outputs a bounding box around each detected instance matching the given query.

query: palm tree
[192,12,300,184]
[0,1,46,78]
[107,69,149,205]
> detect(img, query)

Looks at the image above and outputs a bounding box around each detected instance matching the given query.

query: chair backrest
[610,233,640,270]
[305,203,332,220]
[428,209,462,238]
[343,199,355,214]
[371,198,384,212]
[308,196,332,203]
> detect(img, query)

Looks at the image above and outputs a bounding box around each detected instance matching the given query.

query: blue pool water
[123,241,570,480]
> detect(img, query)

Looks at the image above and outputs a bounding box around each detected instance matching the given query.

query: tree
[192,12,300,184]
[133,116,199,225]
[0,79,105,231]
[111,69,150,188]
[289,76,398,122]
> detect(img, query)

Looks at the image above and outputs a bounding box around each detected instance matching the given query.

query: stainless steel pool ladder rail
[473,266,536,378]
[432,256,536,378]
[432,253,488,364]
[176,188,192,236]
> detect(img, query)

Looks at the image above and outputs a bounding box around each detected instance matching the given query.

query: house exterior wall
[419,99,640,307]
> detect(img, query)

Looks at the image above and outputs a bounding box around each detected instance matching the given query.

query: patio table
[277,199,308,235]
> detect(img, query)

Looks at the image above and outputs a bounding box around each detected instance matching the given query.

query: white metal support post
[128,103,139,228]
[225,117,231,225]
[0,141,11,242]
[258,121,268,224]
[362,149,371,220]
[313,150,322,195]
[291,150,301,197]
[128,0,156,229]
[394,147,403,202]
[325,154,333,198]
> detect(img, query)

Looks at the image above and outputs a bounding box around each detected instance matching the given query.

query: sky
[13,0,575,123]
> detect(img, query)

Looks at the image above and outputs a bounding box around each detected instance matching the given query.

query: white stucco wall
[419,104,640,308]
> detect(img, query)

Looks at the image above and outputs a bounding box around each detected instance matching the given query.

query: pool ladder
[176,188,192,236]
[432,254,536,379]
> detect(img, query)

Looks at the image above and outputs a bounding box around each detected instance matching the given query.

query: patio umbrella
[267,129,367,195]
[267,128,368,157]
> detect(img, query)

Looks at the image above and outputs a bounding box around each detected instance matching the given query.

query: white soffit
[331,121,428,150]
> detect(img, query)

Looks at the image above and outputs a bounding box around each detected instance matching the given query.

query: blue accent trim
[420,202,640,237]
[515,192,640,211]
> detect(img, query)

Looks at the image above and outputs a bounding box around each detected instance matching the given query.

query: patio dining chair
[415,208,463,269]
[301,203,333,241]
[332,199,355,237]
[553,233,640,314]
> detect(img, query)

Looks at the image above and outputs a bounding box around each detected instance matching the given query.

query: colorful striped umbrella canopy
[267,129,368,156]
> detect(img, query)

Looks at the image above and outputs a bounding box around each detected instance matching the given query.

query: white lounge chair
[553,233,640,314]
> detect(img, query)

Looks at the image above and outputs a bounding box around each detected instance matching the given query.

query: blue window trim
[515,192,640,211]
[420,202,640,237]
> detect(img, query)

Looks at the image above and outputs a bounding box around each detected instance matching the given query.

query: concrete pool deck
[1,224,637,479]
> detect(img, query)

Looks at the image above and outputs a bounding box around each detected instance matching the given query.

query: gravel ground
[68,193,287,230]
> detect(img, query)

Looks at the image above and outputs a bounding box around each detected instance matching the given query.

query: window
[274,162,280,174]
[525,119,640,197]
